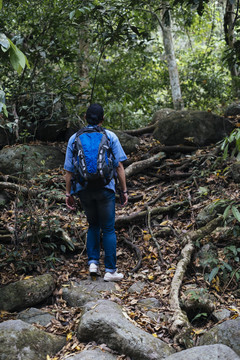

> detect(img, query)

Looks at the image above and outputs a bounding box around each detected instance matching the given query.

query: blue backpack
[72,126,115,189]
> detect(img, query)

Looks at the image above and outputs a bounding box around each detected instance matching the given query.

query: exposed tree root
[169,215,223,339]
[125,152,166,178]
[148,171,192,181]
[115,201,188,228]
[121,236,142,273]
[149,145,198,155]
[0,181,65,203]
[124,123,157,136]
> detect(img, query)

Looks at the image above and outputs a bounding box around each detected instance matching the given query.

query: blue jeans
[78,188,116,273]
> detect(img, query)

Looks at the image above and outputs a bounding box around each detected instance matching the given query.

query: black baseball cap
[86,103,104,125]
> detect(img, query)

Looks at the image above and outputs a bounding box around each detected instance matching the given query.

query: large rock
[77,300,175,360]
[151,108,175,124]
[0,144,65,178]
[62,278,117,307]
[0,319,65,360]
[112,130,140,155]
[63,348,118,359]
[17,307,55,326]
[165,344,240,360]
[153,110,233,146]
[224,102,240,117]
[0,274,55,312]
[199,317,240,356]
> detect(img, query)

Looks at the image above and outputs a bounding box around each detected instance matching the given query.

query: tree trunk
[224,0,239,97]
[161,7,184,110]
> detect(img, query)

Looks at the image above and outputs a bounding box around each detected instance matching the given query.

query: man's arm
[65,170,76,210]
[65,170,73,196]
[116,162,128,206]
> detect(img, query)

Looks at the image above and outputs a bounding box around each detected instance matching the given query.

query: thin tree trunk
[161,7,184,110]
[224,0,239,96]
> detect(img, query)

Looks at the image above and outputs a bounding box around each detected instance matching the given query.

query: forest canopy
[0,0,239,131]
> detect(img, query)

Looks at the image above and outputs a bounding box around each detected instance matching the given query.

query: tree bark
[224,0,239,96]
[161,7,184,110]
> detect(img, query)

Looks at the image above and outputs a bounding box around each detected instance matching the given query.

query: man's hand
[119,191,128,206]
[65,195,76,210]
[121,192,128,206]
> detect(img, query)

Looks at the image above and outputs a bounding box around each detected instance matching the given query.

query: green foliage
[221,128,240,161]
[0,0,236,131]
[204,242,240,286]
[0,31,29,116]
[202,201,240,285]
[223,202,240,223]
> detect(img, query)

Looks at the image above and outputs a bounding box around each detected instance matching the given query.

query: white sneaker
[89,263,100,276]
[104,271,124,282]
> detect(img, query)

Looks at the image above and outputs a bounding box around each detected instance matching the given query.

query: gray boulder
[151,108,175,124]
[153,110,233,146]
[224,102,240,117]
[128,281,146,294]
[0,274,55,312]
[77,299,175,360]
[0,319,65,360]
[0,144,65,178]
[137,297,161,309]
[165,344,240,360]
[63,348,118,359]
[112,130,140,155]
[199,317,240,355]
[62,278,116,307]
[17,307,55,326]
[212,308,231,322]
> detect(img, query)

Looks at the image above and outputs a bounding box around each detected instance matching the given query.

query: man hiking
[64,103,128,281]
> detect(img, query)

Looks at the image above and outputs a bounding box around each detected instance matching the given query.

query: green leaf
[208,267,219,282]
[0,0,2,11]
[232,205,240,222]
[60,245,66,253]
[69,10,75,20]
[191,312,208,322]
[2,103,8,117]
[223,204,231,220]
[223,261,232,272]
[0,33,10,50]
[223,144,229,160]
[198,186,208,196]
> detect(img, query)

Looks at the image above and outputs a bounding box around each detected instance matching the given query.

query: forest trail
[0,133,240,359]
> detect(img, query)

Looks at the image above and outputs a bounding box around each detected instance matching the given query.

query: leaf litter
[0,136,240,359]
